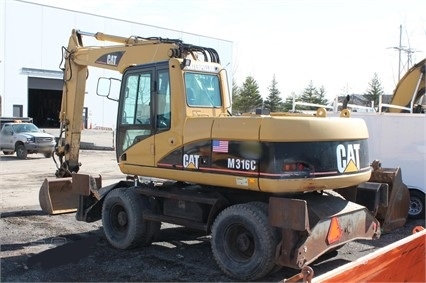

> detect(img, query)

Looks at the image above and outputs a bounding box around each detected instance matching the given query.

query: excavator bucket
[355,161,410,232]
[39,174,102,215]
[39,178,77,215]
[368,165,410,232]
[340,162,410,233]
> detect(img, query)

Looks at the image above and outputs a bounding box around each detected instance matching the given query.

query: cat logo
[106,54,118,65]
[336,144,360,173]
[95,51,124,66]
[183,154,200,169]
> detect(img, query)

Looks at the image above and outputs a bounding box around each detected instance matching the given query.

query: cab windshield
[184,72,221,107]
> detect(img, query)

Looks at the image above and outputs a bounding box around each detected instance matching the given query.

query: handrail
[292,96,424,114]
[292,97,375,114]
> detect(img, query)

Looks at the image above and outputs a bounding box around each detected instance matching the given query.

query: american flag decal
[212,140,229,153]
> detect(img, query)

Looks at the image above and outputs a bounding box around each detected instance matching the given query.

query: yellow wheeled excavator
[39,29,409,281]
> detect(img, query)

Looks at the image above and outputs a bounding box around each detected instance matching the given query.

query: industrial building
[0,0,233,129]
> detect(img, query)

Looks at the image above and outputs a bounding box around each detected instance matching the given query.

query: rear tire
[246,201,283,274]
[16,144,27,159]
[408,190,425,219]
[2,151,13,155]
[211,202,278,281]
[102,187,160,249]
[44,151,53,158]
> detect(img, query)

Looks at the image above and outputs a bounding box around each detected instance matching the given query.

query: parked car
[0,120,55,159]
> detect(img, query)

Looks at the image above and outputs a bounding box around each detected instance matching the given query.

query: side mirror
[97,77,121,102]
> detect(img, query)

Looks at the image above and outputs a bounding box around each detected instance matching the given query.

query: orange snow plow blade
[313,226,425,282]
[39,174,102,215]
[284,226,426,282]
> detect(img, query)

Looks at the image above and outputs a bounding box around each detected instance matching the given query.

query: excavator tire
[245,201,283,273]
[211,203,278,281]
[102,187,159,249]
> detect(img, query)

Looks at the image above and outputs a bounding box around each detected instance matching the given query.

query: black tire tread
[16,144,27,159]
[102,188,157,249]
[211,202,278,281]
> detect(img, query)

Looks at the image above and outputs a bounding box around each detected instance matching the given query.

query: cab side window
[120,72,152,125]
[156,70,171,130]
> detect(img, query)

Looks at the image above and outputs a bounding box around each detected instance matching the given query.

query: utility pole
[390,24,418,81]
[398,24,402,81]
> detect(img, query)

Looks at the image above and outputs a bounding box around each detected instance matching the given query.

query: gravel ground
[1,150,424,282]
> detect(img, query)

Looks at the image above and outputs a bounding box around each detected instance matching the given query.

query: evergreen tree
[231,80,241,115]
[364,73,384,108]
[264,74,284,112]
[298,81,328,110]
[234,76,263,113]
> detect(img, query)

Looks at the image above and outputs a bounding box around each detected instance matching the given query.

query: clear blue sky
[25,0,426,100]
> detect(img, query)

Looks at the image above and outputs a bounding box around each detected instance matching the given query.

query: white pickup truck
[0,118,55,159]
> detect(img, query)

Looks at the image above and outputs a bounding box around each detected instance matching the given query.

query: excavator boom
[389,58,425,113]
